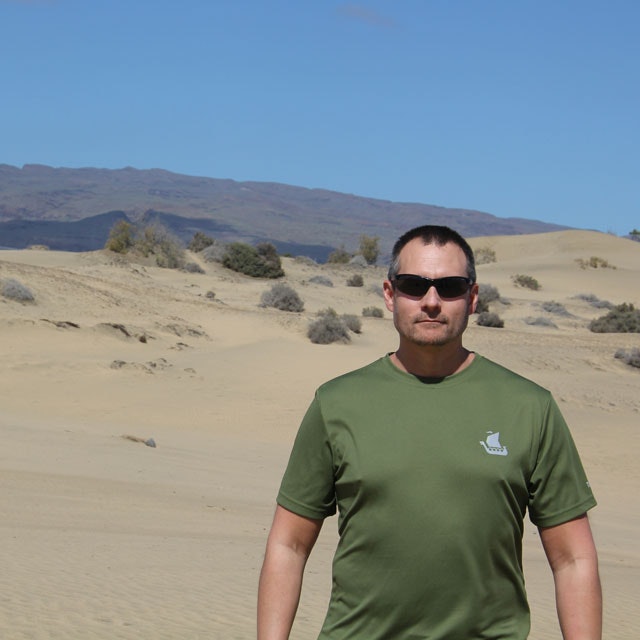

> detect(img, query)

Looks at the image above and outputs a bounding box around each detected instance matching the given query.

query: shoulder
[471,355,555,407]
[473,355,550,392]
[316,357,390,397]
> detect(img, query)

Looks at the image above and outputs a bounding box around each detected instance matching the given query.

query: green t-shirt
[277,354,596,639]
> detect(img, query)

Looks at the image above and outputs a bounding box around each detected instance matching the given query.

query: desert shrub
[359,234,380,265]
[628,229,640,242]
[188,231,215,252]
[222,242,258,273]
[342,314,362,334]
[474,246,497,265]
[349,254,368,268]
[294,255,317,266]
[260,283,304,312]
[476,312,504,328]
[105,220,135,254]
[205,290,216,300]
[575,256,616,270]
[256,242,282,268]
[308,275,334,287]
[511,274,540,290]
[614,347,640,368]
[525,317,558,328]
[222,242,284,278]
[541,301,570,316]
[589,303,640,333]
[346,274,364,287]
[201,240,227,263]
[135,223,186,268]
[573,293,613,309]
[327,246,351,264]
[308,309,351,344]
[317,307,338,317]
[182,261,205,274]
[362,306,384,318]
[476,283,501,313]
[1,278,35,303]
[315,308,360,333]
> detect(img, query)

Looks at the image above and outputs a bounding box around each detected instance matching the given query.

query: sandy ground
[0,230,638,639]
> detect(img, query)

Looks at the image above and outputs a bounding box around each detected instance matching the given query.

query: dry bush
[541,301,570,316]
[476,283,501,313]
[346,274,364,287]
[511,274,540,290]
[182,262,205,274]
[308,275,334,287]
[145,226,186,269]
[349,255,368,268]
[476,312,504,328]
[362,306,384,318]
[105,220,135,254]
[341,314,362,334]
[1,278,35,303]
[222,242,284,278]
[201,240,227,263]
[260,283,304,312]
[326,246,351,264]
[525,317,558,328]
[223,242,284,278]
[573,293,613,310]
[188,232,215,252]
[614,348,640,368]
[474,246,497,265]
[308,308,351,344]
[359,234,380,265]
[575,256,616,270]
[589,304,640,333]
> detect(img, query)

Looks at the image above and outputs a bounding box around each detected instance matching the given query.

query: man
[258,225,601,639]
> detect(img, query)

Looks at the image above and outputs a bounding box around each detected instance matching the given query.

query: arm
[539,513,602,640]
[258,505,324,640]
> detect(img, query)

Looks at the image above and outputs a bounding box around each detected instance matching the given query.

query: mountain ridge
[0,164,571,258]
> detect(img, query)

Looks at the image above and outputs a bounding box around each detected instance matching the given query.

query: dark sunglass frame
[392,274,473,299]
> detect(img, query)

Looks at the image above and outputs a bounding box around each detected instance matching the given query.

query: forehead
[397,239,469,276]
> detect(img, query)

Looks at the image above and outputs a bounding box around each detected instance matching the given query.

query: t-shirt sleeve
[277,394,337,520]
[528,394,597,528]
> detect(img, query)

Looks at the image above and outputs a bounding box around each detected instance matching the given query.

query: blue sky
[2,0,638,235]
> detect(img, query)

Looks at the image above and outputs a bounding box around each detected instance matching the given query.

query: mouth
[416,318,445,325]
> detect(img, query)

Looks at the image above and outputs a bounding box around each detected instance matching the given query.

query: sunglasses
[392,274,473,299]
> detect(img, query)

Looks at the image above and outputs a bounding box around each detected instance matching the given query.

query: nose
[420,284,442,308]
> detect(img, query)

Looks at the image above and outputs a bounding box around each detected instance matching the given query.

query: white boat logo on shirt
[480,431,508,456]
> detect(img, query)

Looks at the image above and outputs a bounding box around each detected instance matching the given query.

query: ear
[469,282,479,314]
[383,280,395,312]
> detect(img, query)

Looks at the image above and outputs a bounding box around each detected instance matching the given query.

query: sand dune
[1,230,638,638]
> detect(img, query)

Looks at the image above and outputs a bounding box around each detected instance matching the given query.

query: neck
[390,344,474,379]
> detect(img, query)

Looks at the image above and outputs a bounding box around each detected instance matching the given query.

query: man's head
[383,225,478,353]
[388,225,476,283]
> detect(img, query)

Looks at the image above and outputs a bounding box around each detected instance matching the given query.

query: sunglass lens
[395,276,470,298]
[396,277,427,297]
[437,278,469,298]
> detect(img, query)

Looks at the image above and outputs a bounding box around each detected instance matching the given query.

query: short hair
[388,225,476,282]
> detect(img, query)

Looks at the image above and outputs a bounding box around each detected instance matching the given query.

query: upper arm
[538,513,598,572]
[266,505,324,559]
